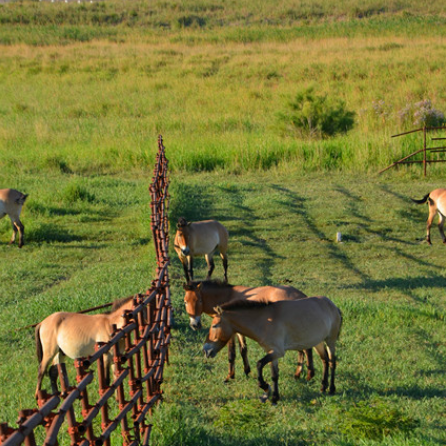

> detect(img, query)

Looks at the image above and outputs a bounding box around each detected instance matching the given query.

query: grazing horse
[412,189,446,244]
[35,296,135,397]
[174,217,229,282]
[0,188,28,248]
[203,298,342,405]
[183,280,315,382]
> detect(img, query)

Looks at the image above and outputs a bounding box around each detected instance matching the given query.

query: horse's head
[183,282,203,330]
[175,218,191,256]
[203,307,232,359]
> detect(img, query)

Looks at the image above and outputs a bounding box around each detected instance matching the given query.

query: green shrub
[337,400,419,441]
[278,87,355,139]
[61,181,95,203]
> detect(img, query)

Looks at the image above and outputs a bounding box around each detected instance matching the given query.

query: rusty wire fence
[0,135,171,446]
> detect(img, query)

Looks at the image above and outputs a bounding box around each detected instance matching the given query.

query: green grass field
[1,1,446,444]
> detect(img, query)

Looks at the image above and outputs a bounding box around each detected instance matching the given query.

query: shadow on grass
[218,184,284,285]
[270,184,369,282]
[28,223,84,244]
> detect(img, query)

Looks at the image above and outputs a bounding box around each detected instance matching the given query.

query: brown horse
[174,218,229,282]
[203,298,342,404]
[412,189,446,244]
[35,296,135,397]
[0,188,28,248]
[183,280,315,382]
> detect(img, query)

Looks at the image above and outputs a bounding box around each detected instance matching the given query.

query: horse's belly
[193,235,220,255]
[57,329,110,359]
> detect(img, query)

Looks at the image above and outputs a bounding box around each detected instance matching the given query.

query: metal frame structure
[0,135,171,446]
[379,125,446,176]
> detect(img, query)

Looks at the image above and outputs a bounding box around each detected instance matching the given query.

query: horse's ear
[197,282,202,291]
[214,306,223,315]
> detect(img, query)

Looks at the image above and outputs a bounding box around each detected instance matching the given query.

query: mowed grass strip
[1,171,445,445]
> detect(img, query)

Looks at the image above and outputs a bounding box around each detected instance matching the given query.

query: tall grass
[2,25,446,175]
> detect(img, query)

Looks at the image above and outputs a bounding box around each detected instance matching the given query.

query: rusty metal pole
[424,125,427,177]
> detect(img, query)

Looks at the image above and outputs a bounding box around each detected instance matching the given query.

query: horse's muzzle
[203,343,216,359]
[189,317,202,331]
[181,247,190,256]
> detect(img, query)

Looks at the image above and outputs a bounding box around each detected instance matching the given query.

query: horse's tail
[336,307,343,340]
[411,193,430,205]
[35,323,43,364]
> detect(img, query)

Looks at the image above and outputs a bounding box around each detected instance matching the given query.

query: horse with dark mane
[174,217,229,282]
[183,280,315,382]
[203,297,342,404]
[35,296,135,397]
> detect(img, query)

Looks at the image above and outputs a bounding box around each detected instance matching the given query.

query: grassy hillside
[2,2,446,444]
[1,1,446,176]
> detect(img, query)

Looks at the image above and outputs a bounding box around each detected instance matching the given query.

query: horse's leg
[8,219,17,245]
[237,334,251,377]
[35,325,57,397]
[294,351,305,380]
[294,349,314,381]
[314,343,329,393]
[14,220,25,248]
[305,348,315,381]
[181,259,190,283]
[220,252,228,283]
[326,343,337,395]
[426,204,436,244]
[225,336,236,382]
[205,253,215,280]
[438,212,446,243]
[270,359,280,405]
[49,352,65,394]
[257,353,274,402]
[188,256,194,281]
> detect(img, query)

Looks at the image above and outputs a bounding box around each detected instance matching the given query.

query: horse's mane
[219,299,271,312]
[109,295,134,312]
[184,279,234,291]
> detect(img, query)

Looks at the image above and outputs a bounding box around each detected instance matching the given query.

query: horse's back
[191,220,228,253]
[271,297,342,348]
[231,284,307,303]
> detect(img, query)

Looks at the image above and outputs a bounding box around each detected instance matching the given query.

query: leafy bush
[278,87,355,139]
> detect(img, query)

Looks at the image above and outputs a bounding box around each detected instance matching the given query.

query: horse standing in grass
[412,188,446,244]
[174,218,229,283]
[35,296,135,398]
[203,297,342,405]
[0,188,28,248]
[183,280,315,382]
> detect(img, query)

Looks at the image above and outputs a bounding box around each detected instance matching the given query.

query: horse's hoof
[306,370,315,381]
[259,385,271,403]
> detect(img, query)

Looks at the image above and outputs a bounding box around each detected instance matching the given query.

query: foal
[174,217,229,282]
[412,188,446,244]
[0,189,28,248]
[35,296,135,397]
